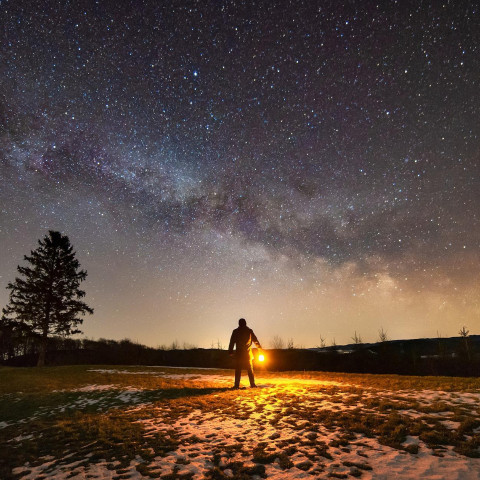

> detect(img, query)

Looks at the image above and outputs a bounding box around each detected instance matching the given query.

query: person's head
[238,318,247,327]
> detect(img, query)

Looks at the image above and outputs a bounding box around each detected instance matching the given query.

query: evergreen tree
[1,231,93,366]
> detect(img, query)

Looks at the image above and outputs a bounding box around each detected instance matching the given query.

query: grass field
[1,365,480,479]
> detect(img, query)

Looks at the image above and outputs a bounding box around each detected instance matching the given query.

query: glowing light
[258,354,265,362]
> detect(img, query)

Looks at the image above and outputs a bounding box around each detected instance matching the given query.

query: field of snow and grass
[1,365,480,479]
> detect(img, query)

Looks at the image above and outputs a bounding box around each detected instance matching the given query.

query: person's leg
[234,356,242,387]
[247,357,256,387]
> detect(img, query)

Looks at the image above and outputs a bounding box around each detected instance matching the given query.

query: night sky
[1,0,479,348]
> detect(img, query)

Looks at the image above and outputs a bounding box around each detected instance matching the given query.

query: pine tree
[2,231,93,366]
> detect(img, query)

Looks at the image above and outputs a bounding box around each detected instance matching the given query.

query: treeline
[1,334,480,377]
[0,336,228,368]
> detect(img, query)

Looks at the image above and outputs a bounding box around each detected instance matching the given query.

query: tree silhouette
[378,327,388,343]
[351,331,363,345]
[458,326,471,361]
[270,335,285,349]
[2,231,93,366]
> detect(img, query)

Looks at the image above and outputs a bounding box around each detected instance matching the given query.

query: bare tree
[351,331,363,345]
[318,334,326,348]
[287,338,295,349]
[209,339,223,349]
[459,326,471,361]
[270,335,285,349]
[378,327,388,343]
[459,326,469,337]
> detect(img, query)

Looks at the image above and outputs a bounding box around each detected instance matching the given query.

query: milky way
[1,1,479,347]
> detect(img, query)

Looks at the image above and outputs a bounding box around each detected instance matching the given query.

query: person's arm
[228,330,236,355]
[251,330,262,350]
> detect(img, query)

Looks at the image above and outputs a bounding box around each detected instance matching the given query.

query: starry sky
[1,0,479,349]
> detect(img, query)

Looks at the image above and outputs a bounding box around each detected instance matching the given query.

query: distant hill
[310,335,480,357]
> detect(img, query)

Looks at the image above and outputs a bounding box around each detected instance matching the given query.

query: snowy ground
[3,367,480,479]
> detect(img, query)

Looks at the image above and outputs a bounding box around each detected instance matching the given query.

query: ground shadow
[0,386,232,424]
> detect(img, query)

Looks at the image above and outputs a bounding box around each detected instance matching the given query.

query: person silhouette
[228,318,263,389]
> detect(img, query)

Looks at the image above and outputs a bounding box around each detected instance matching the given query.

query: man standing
[228,318,263,389]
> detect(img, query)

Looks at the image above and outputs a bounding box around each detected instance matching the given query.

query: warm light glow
[258,354,265,362]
